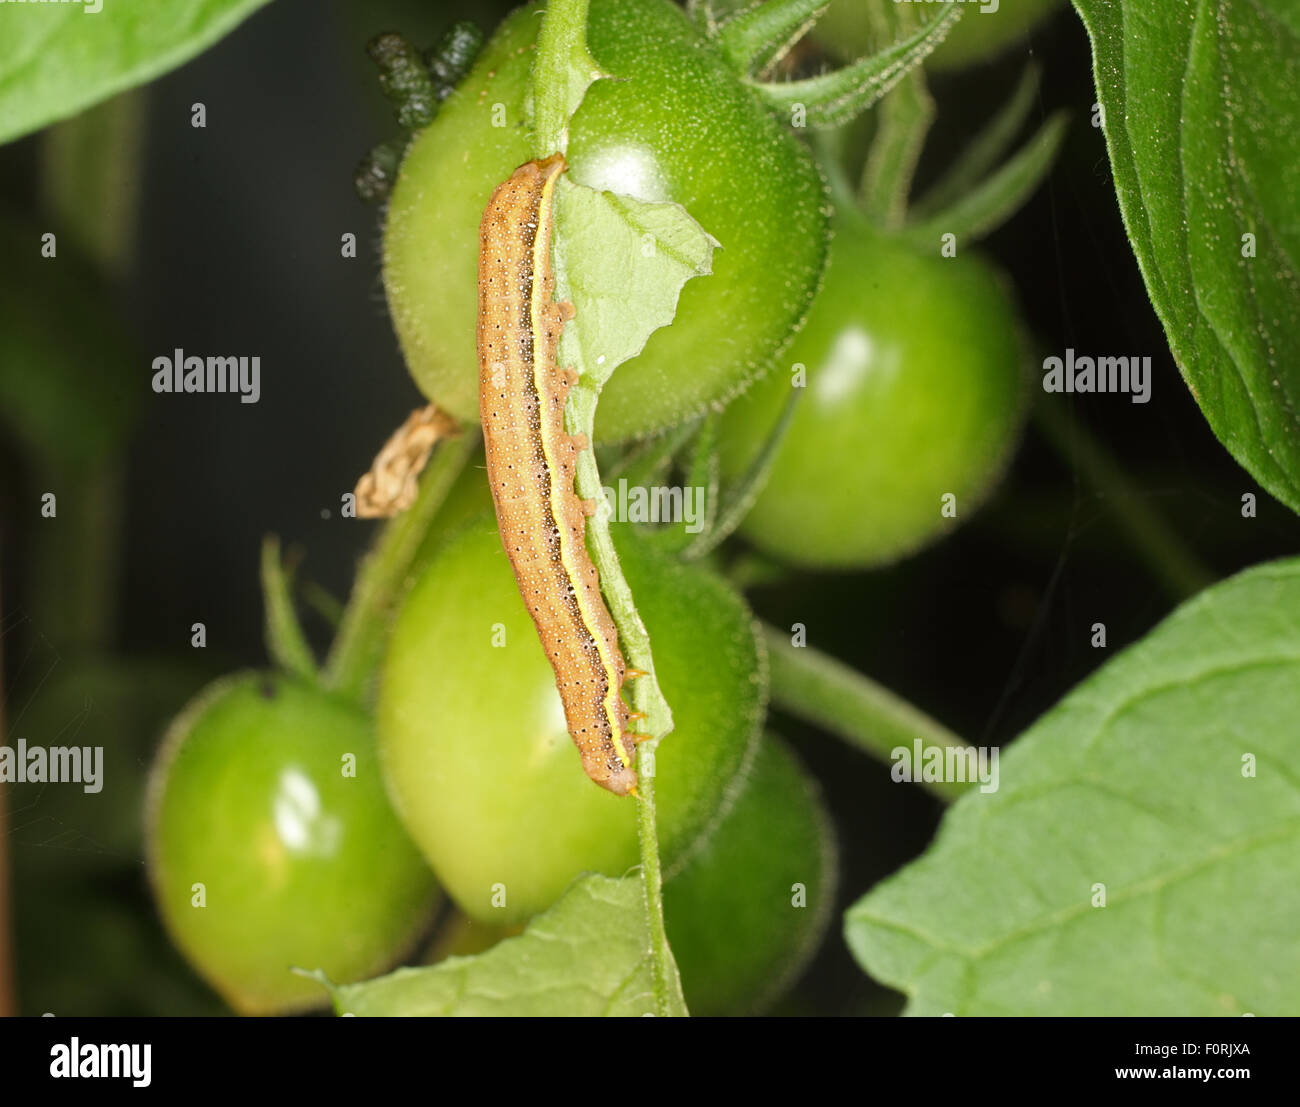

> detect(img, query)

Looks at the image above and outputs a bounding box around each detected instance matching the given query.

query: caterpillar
[477,154,638,797]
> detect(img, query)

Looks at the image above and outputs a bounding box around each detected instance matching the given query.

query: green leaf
[317,874,662,1016]
[553,178,717,390]
[845,558,1300,1016]
[1073,0,1300,514]
[0,0,275,147]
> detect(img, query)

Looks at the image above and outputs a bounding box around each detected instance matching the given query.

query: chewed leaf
[553,177,717,391]
[0,0,274,146]
[317,874,661,1016]
[845,558,1300,1015]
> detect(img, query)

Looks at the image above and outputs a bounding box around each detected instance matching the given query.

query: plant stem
[260,536,318,681]
[30,92,145,651]
[859,2,933,229]
[30,463,123,651]
[43,91,145,279]
[1033,396,1214,600]
[859,68,933,229]
[762,622,971,802]
[531,0,601,158]
[634,753,687,1016]
[531,0,684,1015]
[324,431,479,700]
[568,382,685,1016]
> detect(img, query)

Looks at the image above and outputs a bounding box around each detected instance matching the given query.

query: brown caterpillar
[477,154,638,796]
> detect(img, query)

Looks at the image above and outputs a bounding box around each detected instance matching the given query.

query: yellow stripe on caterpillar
[476,155,637,796]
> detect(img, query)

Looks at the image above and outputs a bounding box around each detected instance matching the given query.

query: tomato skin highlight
[383,0,829,444]
[717,218,1028,569]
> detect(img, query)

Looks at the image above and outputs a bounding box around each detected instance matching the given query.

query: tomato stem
[530,0,605,159]
[762,622,973,803]
[27,93,145,652]
[858,0,934,230]
[1034,396,1215,600]
[635,752,689,1017]
[567,380,687,1016]
[533,0,686,1015]
[43,91,144,280]
[259,536,318,682]
[323,430,479,701]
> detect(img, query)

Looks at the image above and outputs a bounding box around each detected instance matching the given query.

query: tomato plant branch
[28,93,145,652]
[43,91,144,279]
[1034,396,1215,600]
[860,69,933,229]
[534,0,685,1017]
[324,431,479,701]
[530,0,605,158]
[259,536,318,682]
[762,623,972,802]
[634,752,688,1016]
[858,2,933,229]
[567,381,686,1016]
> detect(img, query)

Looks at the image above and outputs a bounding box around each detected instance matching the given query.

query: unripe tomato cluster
[147,0,1033,1015]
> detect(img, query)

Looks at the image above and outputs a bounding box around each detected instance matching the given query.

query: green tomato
[664,734,837,1016]
[816,0,1064,72]
[146,674,438,1014]
[376,517,764,924]
[717,217,1026,568]
[383,0,827,443]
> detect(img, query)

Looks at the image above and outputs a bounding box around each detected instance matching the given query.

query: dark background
[1,0,1296,1016]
